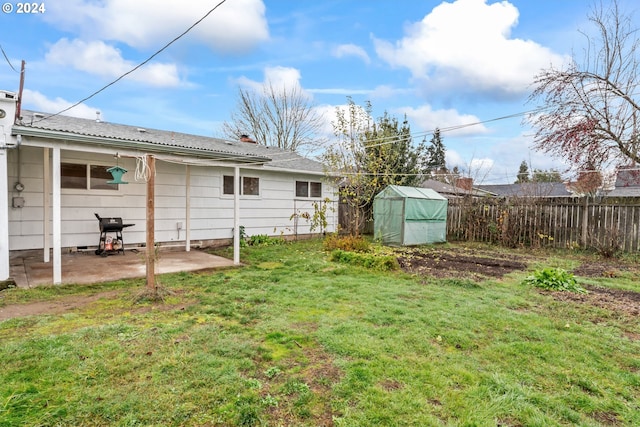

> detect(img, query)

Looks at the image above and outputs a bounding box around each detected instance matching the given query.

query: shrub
[522,267,587,293]
[330,249,399,271]
[247,234,285,246]
[323,234,370,252]
[588,227,621,258]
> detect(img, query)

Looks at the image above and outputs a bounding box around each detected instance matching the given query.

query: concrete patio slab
[9,248,238,288]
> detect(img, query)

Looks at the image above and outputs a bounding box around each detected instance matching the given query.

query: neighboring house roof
[12,110,325,174]
[478,182,573,198]
[613,166,640,188]
[602,166,640,197]
[605,187,640,197]
[420,179,493,198]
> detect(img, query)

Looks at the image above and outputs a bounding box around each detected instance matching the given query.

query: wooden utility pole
[146,155,156,290]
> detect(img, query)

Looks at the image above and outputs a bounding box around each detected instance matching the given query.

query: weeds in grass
[323,233,370,252]
[330,249,399,271]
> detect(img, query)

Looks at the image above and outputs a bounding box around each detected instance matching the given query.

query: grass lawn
[1,238,639,426]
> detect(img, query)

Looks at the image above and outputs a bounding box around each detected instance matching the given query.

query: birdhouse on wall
[107,165,128,184]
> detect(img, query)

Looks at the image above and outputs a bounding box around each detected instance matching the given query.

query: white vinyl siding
[7,147,337,250]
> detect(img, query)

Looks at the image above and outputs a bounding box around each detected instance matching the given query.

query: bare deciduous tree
[222,83,327,155]
[528,0,640,171]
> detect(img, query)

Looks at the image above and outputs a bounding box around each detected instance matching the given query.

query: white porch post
[0,149,9,280]
[52,147,61,284]
[185,165,191,252]
[43,148,50,262]
[233,166,240,265]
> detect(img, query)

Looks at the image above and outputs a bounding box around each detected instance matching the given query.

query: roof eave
[12,125,271,164]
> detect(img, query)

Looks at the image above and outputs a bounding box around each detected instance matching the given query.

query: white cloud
[444,150,494,182]
[21,89,101,120]
[235,66,312,98]
[333,44,371,64]
[45,39,182,87]
[468,157,495,180]
[373,0,570,97]
[42,0,269,53]
[401,104,489,137]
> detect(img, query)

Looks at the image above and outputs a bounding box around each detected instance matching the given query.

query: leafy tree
[532,169,563,183]
[222,83,326,155]
[569,164,603,196]
[529,0,640,171]
[323,98,429,235]
[515,160,531,183]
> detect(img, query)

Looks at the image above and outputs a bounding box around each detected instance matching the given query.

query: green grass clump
[330,249,399,271]
[523,267,587,293]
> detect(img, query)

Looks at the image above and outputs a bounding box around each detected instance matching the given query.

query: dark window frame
[295,180,322,198]
[61,162,119,191]
[223,175,260,196]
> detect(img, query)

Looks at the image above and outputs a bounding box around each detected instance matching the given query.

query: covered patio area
[9,248,237,288]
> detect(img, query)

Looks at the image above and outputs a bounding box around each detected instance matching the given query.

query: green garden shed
[373,185,448,246]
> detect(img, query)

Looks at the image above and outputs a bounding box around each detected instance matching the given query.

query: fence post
[581,196,589,248]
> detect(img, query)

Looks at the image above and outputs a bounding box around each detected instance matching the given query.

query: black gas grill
[94,213,135,256]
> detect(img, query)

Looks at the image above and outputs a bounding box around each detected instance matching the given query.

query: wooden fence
[447,197,640,252]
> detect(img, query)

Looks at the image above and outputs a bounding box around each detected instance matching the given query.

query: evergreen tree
[515,160,531,183]
[425,128,448,181]
[532,169,563,182]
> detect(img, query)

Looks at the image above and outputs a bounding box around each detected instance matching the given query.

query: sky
[1,0,639,184]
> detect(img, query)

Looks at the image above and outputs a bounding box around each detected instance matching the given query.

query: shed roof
[13,110,325,173]
[377,185,447,200]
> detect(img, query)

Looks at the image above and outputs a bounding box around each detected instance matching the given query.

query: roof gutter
[12,125,271,164]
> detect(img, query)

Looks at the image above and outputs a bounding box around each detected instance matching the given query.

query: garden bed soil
[395,246,640,319]
[396,247,529,280]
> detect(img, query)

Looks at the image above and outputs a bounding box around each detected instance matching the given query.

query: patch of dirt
[259,342,342,427]
[0,290,124,320]
[395,247,640,318]
[548,285,640,318]
[0,289,192,321]
[590,411,622,426]
[396,247,528,280]
[572,261,640,278]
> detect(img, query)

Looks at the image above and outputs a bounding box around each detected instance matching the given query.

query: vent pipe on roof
[96,111,101,123]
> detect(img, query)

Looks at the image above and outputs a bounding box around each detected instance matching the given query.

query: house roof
[478,182,572,198]
[13,110,325,174]
[614,166,640,188]
[420,179,492,198]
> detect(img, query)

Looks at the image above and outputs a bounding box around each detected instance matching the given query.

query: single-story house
[0,90,337,283]
[477,182,573,198]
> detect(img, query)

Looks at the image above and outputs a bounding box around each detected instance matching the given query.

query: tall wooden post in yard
[581,196,589,248]
[146,155,156,290]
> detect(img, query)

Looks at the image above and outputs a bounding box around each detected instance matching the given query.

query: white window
[223,175,260,196]
[296,181,322,198]
[61,163,118,190]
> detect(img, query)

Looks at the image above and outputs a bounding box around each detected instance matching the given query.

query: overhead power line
[33,0,228,123]
[0,44,19,73]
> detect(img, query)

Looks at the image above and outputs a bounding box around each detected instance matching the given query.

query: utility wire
[0,44,19,73]
[33,0,228,123]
